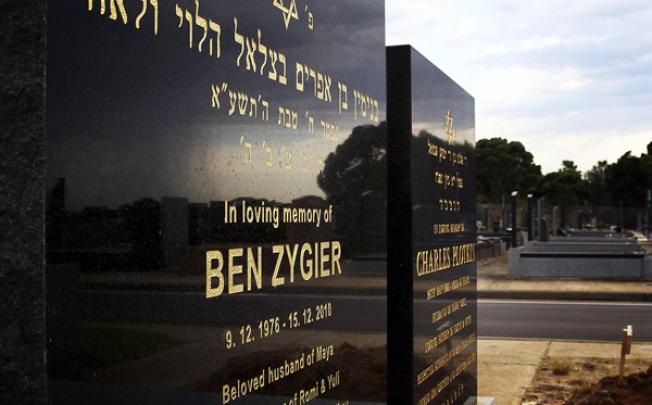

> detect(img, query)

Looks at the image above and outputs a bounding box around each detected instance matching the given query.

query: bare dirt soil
[522,357,651,405]
[563,366,652,405]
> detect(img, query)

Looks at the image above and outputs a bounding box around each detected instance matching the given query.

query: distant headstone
[539,219,550,242]
[387,46,477,404]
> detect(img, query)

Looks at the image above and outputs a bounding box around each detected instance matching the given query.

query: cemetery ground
[477,254,652,404]
[478,339,652,405]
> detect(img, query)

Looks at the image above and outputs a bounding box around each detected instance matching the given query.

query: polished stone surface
[47,1,386,404]
[0,2,47,404]
[387,46,477,405]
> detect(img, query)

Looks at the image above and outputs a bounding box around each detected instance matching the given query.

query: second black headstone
[387,45,477,405]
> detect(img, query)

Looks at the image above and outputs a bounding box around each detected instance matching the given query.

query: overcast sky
[386,0,652,174]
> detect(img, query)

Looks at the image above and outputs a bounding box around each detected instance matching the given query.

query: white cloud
[483,43,507,56]
[386,0,652,173]
[526,127,651,173]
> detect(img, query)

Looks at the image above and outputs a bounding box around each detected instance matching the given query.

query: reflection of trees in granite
[318,123,387,256]
[46,125,391,271]
[48,124,389,272]
[192,344,387,402]
[188,197,295,245]
[130,198,163,270]
[47,189,162,271]
[46,178,332,272]
[318,123,387,204]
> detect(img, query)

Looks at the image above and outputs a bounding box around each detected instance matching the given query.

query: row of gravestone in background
[509,235,652,280]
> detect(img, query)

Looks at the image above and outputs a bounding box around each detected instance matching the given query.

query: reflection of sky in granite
[404,46,476,245]
[409,50,475,146]
[47,0,386,209]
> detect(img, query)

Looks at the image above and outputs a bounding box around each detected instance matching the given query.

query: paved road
[478,299,652,342]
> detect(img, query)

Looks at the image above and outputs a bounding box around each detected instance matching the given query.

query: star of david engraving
[273,0,299,30]
[444,108,456,144]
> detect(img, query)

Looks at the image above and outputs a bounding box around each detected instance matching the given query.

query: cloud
[387,0,652,173]
[524,127,651,174]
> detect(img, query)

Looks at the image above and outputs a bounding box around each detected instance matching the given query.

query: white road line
[478,299,652,307]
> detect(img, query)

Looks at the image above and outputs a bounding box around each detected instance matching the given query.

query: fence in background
[477,200,651,242]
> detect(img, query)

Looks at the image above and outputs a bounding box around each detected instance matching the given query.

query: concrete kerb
[478,289,652,302]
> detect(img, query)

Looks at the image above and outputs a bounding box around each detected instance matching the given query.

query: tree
[538,160,588,205]
[585,160,611,206]
[562,160,577,171]
[476,138,542,203]
[605,148,652,207]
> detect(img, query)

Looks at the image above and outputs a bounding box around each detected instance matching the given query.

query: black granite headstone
[387,46,477,405]
[1,2,47,405]
[47,1,386,404]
